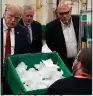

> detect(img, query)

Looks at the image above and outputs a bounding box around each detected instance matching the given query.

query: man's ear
[70,7,72,12]
[3,11,6,18]
[57,13,61,19]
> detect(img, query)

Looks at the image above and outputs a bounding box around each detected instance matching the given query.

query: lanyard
[75,72,92,79]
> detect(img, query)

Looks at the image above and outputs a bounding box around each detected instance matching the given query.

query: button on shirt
[3,19,15,59]
[60,20,77,58]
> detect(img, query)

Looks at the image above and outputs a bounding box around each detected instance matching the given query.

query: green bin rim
[7,52,72,94]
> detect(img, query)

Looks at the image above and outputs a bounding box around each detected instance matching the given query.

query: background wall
[87,0,91,10]
[2,0,91,25]
[2,0,23,15]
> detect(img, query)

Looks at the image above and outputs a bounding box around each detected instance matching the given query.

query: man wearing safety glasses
[46,1,79,72]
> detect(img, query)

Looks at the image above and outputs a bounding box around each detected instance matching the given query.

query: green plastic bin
[5,52,72,95]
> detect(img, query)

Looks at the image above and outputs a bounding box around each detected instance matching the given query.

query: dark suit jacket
[46,76,92,95]
[1,19,30,64]
[19,19,42,53]
[46,15,79,64]
[1,18,31,83]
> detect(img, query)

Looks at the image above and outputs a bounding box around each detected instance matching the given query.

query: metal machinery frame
[78,10,92,51]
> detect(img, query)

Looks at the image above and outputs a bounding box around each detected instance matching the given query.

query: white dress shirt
[3,19,15,59]
[60,20,77,58]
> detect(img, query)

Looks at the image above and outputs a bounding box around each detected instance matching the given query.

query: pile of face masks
[16,59,65,91]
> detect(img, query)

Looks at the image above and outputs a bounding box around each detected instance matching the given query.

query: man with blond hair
[46,1,79,72]
[19,4,42,53]
[1,4,29,94]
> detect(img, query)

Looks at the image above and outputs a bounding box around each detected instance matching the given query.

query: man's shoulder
[32,20,41,26]
[47,76,74,94]
[16,23,26,29]
[72,15,80,20]
[15,23,27,33]
[46,19,60,27]
[50,76,76,88]
[55,76,74,84]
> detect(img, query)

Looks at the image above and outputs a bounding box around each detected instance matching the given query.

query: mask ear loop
[72,58,82,76]
[73,67,81,76]
[72,49,83,75]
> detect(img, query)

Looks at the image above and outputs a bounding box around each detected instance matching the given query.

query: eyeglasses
[59,10,70,15]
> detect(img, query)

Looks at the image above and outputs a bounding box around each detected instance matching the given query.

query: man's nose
[11,17,16,21]
[63,14,67,17]
[28,16,31,19]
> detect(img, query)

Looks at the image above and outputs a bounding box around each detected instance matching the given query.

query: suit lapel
[30,22,34,41]
[56,19,66,45]
[1,18,4,64]
[19,19,34,42]
[55,19,67,57]
[14,27,20,54]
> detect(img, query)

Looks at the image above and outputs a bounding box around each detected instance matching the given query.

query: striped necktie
[27,25,33,44]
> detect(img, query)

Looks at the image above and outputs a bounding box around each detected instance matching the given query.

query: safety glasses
[59,10,70,15]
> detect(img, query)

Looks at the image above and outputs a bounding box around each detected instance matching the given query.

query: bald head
[57,1,72,25]
[57,1,71,13]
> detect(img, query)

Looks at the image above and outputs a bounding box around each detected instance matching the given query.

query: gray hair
[23,4,35,13]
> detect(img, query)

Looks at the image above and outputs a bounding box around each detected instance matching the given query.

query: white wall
[66,0,80,14]
[40,0,56,24]
[2,0,23,15]
[2,0,7,16]
[2,0,83,25]
[87,0,91,10]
